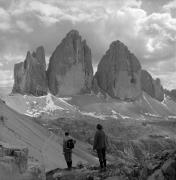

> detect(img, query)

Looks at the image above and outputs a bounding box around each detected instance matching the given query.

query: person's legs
[64,152,72,169]
[97,149,104,169]
[102,148,106,169]
[64,153,69,168]
[68,152,72,169]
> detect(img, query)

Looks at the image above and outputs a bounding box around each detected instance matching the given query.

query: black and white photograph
[0,0,176,179]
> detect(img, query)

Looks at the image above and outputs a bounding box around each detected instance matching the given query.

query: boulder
[94,40,142,100]
[12,46,47,96]
[147,169,165,180]
[0,142,46,180]
[141,70,164,101]
[47,30,93,96]
[161,159,176,180]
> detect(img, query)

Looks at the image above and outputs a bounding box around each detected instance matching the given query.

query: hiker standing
[63,132,76,170]
[93,124,108,171]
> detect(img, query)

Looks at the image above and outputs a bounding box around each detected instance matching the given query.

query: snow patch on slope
[80,110,130,120]
[142,93,158,114]
[43,93,64,112]
[8,93,77,118]
[81,111,107,120]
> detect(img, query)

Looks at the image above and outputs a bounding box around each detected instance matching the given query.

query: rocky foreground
[0,141,45,180]
[1,137,175,180]
[46,149,176,180]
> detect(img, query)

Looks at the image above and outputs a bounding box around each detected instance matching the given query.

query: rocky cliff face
[11,31,166,101]
[94,41,142,100]
[141,70,164,101]
[47,30,93,96]
[153,78,164,101]
[12,46,48,96]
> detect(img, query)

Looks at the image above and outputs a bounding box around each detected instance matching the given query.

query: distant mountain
[12,46,47,96]
[47,30,93,96]
[11,29,165,103]
[141,70,164,101]
[93,40,142,100]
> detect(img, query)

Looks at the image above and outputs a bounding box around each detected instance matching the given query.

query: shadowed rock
[47,30,93,96]
[93,40,142,100]
[12,46,47,96]
[141,70,164,101]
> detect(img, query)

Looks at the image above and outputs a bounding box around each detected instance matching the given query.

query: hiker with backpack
[63,131,76,170]
[93,124,108,171]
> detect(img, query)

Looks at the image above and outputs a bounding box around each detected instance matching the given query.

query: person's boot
[103,160,107,171]
[68,161,72,170]
[70,161,72,169]
[66,161,70,170]
[99,161,104,172]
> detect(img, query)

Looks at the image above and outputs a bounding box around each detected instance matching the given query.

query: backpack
[66,139,74,149]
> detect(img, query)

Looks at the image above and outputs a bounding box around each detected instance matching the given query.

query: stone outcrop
[93,40,142,100]
[142,150,176,180]
[141,70,164,101]
[12,46,47,96]
[0,142,45,180]
[47,30,93,96]
[47,149,176,180]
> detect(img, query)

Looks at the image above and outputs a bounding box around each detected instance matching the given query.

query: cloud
[16,20,33,33]
[8,0,143,25]
[0,39,28,61]
[0,70,13,87]
[0,7,11,31]
[137,12,176,65]
[163,0,176,11]
[143,57,176,90]
[0,0,175,89]
[151,71,176,90]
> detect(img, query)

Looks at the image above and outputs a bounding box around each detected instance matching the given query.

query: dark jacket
[63,136,72,153]
[93,129,107,150]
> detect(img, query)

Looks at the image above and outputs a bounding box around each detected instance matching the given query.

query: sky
[0,0,176,90]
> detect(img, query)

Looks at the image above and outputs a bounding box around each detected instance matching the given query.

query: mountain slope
[0,98,98,172]
[3,91,176,122]
[4,93,77,119]
[68,92,175,120]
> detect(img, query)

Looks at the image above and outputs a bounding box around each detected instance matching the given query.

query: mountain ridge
[12,29,164,102]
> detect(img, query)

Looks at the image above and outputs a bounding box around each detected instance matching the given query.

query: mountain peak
[12,46,47,96]
[94,40,142,100]
[110,40,126,47]
[47,30,93,96]
[66,29,80,38]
